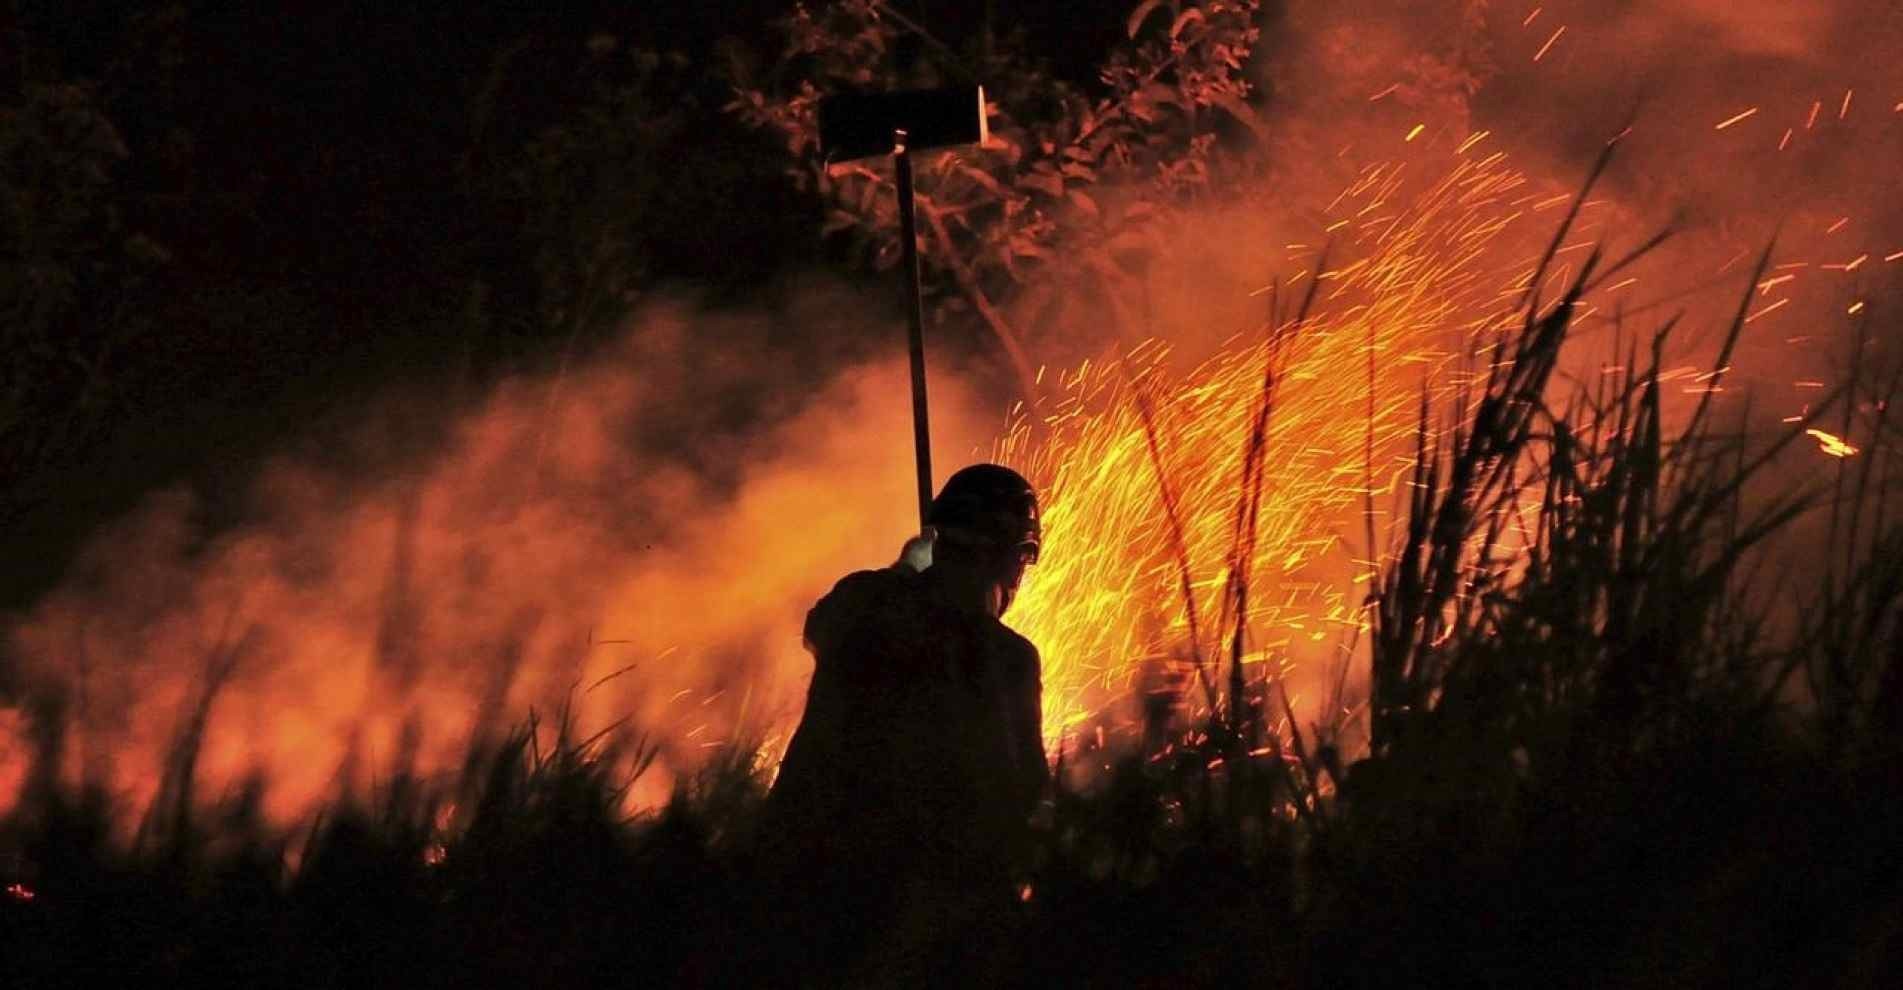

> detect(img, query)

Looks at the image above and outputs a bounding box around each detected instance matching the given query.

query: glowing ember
[1004,149,1549,746]
[1805,429,1860,458]
[2,3,1896,827]
[5,883,33,902]
[1533,26,1566,63]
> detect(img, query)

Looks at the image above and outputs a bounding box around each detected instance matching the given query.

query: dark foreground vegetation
[5,199,1902,987]
[5,2,1901,987]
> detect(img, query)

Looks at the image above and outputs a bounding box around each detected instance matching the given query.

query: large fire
[3,1,1899,829]
[0,142,1645,825]
[1007,146,1560,742]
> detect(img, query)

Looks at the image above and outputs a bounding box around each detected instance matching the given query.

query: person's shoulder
[820,567,911,607]
[806,567,914,650]
[992,621,1041,661]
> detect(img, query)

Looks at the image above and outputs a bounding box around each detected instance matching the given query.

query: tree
[1,78,165,503]
[729,0,1267,396]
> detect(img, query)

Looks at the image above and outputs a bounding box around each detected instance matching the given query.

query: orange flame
[1805,428,1860,457]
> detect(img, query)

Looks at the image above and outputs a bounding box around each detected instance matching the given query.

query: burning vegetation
[4,1,1903,985]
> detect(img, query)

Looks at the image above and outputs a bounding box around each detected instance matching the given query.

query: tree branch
[916,191,1039,404]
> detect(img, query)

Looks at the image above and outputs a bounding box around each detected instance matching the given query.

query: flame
[4,0,1900,827]
[1006,147,1548,746]
[1805,428,1860,457]
[0,310,998,826]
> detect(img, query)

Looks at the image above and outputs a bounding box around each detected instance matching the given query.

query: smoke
[1249,0,1903,403]
[1015,0,1903,744]
[5,2,1900,826]
[1,291,1001,823]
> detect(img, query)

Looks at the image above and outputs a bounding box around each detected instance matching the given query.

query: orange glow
[1003,148,1549,745]
[1533,26,1566,62]
[0,321,1001,825]
[4,3,1899,830]
[1806,428,1859,458]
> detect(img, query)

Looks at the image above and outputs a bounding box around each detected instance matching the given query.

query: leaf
[958,165,1009,199]
[1210,91,1272,144]
[1170,8,1206,40]
[1141,82,1181,107]
[1106,229,1153,261]
[1126,0,1166,39]
[820,209,859,236]
[1060,161,1096,183]
[1017,171,1066,200]
[1068,189,1100,219]
[1010,238,1049,260]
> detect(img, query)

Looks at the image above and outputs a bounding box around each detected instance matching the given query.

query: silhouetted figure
[756,464,1047,982]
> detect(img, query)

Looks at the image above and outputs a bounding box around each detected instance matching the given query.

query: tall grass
[4,179,1901,985]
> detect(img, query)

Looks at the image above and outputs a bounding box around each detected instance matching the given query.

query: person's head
[926,463,1041,616]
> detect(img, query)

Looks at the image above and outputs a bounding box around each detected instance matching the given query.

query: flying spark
[1004,150,1541,742]
[1533,26,1565,62]
[1745,298,1791,323]
[1715,107,1759,130]
[1806,429,1859,458]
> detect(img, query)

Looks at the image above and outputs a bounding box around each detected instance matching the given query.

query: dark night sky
[3,3,1149,611]
[15,0,1895,612]
[5,3,823,606]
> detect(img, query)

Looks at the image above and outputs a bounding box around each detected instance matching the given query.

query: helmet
[927,463,1041,564]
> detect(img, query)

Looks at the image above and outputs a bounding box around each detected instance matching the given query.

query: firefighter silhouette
[758,463,1048,975]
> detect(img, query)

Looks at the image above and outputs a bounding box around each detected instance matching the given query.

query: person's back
[754,465,1048,980]
[767,565,1043,877]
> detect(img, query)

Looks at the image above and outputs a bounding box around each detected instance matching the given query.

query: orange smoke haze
[1,299,1000,824]
[5,1,1901,827]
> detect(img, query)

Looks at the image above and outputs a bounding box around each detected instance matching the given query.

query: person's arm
[803,570,894,661]
[1009,640,1049,814]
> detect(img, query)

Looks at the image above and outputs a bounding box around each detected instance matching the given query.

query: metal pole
[893,129,934,529]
